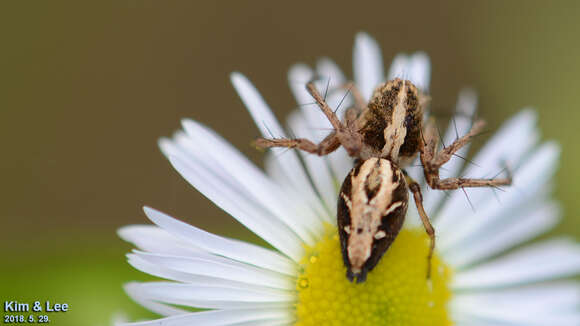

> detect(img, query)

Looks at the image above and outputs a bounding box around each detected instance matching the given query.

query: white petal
[287,64,333,143]
[287,64,326,141]
[287,61,351,140]
[119,308,293,326]
[287,61,350,141]
[287,111,336,216]
[407,52,431,92]
[403,156,425,186]
[286,60,353,186]
[286,65,337,213]
[111,313,129,326]
[262,150,334,229]
[387,52,431,92]
[316,57,346,84]
[449,314,504,326]
[178,120,319,242]
[127,255,285,292]
[124,282,189,317]
[143,207,296,274]
[438,142,560,251]
[288,63,313,99]
[453,282,580,315]
[316,57,353,116]
[445,201,560,268]
[128,254,208,283]
[469,109,539,173]
[119,225,205,256]
[435,110,540,230]
[229,321,291,326]
[354,32,383,101]
[326,147,353,184]
[403,199,422,228]
[452,296,580,326]
[388,54,408,80]
[132,251,294,290]
[315,58,355,181]
[423,88,477,213]
[453,308,580,326]
[453,238,580,290]
[162,154,304,260]
[264,151,294,189]
[230,72,286,139]
[230,72,326,217]
[126,281,294,309]
[284,59,350,202]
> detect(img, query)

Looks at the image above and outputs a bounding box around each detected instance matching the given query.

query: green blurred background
[1,1,579,325]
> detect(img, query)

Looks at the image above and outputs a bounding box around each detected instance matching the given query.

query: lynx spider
[256,78,512,282]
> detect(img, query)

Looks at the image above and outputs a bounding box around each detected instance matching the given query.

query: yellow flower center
[295,224,453,326]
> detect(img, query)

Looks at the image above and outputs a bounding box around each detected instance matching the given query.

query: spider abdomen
[337,157,409,283]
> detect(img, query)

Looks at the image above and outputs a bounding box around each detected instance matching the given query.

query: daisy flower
[118,33,580,325]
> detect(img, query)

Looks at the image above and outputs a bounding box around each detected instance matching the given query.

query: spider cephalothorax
[256,78,510,282]
[356,79,424,163]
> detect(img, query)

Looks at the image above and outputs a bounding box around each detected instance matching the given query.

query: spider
[255,78,512,283]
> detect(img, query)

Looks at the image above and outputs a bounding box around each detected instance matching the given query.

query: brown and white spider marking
[255,78,511,283]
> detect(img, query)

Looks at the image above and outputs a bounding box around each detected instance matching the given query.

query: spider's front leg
[254,131,340,156]
[306,81,363,157]
[339,82,365,133]
[335,81,367,116]
[255,81,363,157]
[420,119,512,190]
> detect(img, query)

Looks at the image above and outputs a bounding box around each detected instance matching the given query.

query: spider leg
[432,120,485,167]
[420,119,512,190]
[336,81,367,114]
[306,82,362,157]
[405,174,435,279]
[306,81,344,130]
[254,131,340,156]
[424,175,512,190]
